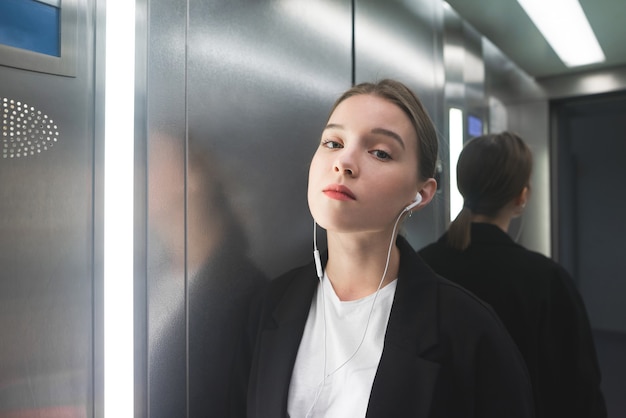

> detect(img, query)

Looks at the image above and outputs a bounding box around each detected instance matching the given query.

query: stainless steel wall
[6,0,617,416]
[482,40,552,256]
[441,6,552,257]
[355,0,447,249]
[144,0,352,415]
[0,0,96,416]
[442,4,486,223]
[143,0,450,415]
[143,0,562,415]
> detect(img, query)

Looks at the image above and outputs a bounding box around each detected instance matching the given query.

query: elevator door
[554,92,626,417]
[554,92,626,333]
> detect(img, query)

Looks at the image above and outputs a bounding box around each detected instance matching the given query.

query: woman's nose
[333,154,357,176]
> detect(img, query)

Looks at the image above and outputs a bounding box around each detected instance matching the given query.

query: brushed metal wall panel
[483,39,551,257]
[187,0,352,279]
[540,65,626,100]
[441,6,487,224]
[145,0,188,416]
[185,1,351,414]
[144,0,352,415]
[482,38,546,105]
[441,6,551,257]
[0,0,95,416]
[354,0,446,250]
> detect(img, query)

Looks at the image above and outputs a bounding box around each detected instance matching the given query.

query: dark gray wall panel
[0,0,95,415]
[553,94,626,333]
[354,0,446,249]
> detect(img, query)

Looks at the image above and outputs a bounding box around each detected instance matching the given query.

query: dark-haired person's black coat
[419,222,607,418]
[230,235,535,418]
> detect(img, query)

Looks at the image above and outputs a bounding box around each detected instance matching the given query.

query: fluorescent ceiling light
[516,0,605,67]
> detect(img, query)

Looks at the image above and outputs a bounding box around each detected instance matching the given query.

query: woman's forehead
[329,95,417,147]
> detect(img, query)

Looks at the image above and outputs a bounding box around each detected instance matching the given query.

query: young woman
[231,80,534,417]
[419,132,606,418]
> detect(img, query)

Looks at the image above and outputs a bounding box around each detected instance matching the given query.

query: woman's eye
[371,149,392,160]
[322,139,342,149]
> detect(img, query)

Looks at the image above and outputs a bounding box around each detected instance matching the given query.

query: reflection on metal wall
[144,0,187,415]
[441,5,551,256]
[355,0,447,249]
[145,0,351,415]
[144,0,559,415]
[442,4,487,225]
[0,0,95,416]
[482,39,551,256]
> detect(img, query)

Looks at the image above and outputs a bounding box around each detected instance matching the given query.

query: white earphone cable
[307,209,406,416]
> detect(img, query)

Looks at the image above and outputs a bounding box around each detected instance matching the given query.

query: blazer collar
[438,222,518,247]
[367,236,441,417]
[255,264,318,417]
[271,236,441,351]
[260,236,442,417]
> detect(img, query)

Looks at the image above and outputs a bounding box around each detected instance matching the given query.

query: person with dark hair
[230,81,534,417]
[419,131,606,418]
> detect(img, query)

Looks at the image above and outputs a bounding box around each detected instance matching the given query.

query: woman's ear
[414,177,438,208]
[511,186,530,217]
[516,186,530,208]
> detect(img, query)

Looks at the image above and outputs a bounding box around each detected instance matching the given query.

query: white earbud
[313,222,324,279]
[404,192,422,212]
[314,192,423,280]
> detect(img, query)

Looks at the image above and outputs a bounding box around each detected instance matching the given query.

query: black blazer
[231,236,535,417]
[419,223,606,418]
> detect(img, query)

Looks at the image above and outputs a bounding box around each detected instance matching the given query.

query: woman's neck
[324,232,400,301]
[471,212,511,232]
[470,198,524,233]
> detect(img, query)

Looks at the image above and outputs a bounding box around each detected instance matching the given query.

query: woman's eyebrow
[371,128,405,149]
[324,123,343,131]
[323,124,405,149]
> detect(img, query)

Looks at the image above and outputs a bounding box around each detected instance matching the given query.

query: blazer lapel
[367,238,441,418]
[254,265,318,418]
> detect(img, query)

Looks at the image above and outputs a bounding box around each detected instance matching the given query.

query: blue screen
[0,0,60,57]
[468,115,483,137]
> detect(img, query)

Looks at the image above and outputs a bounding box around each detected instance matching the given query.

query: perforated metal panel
[0,0,95,415]
[1,97,59,158]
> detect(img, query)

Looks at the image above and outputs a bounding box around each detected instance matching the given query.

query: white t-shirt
[287,273,397,418]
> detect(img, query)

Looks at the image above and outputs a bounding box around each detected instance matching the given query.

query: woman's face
[308,94,420,234]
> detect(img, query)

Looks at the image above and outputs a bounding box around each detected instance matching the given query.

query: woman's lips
[323,184,356,201]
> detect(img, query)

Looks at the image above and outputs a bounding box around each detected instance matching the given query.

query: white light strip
[104,1,135,417]
[516,0,605,67]
[449,108,464,222]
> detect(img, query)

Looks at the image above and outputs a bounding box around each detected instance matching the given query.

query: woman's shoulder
[249,261,317,308]
[269,261,317,289]
[434,274,508,330]
[402,246,512,336]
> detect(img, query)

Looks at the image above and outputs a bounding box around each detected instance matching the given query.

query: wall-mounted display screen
[0,0,60,57]
[467,114,483,137]
[0,0,75,76]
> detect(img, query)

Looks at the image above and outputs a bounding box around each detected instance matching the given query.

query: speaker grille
[2,97,60,158]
